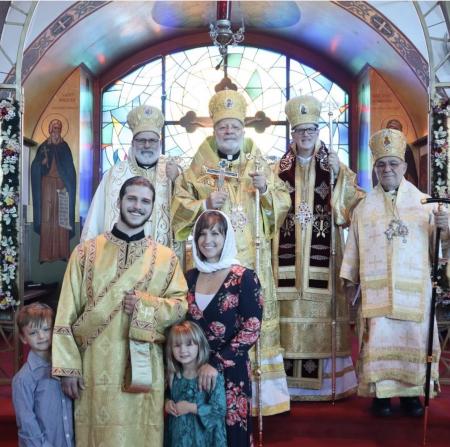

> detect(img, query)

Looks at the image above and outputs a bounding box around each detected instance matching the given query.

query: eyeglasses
[292,127,318,136]
[133,137,160,146]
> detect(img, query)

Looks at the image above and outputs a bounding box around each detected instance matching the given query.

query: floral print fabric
[186,265,263,447]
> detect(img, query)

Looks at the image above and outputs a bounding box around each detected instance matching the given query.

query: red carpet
[263,390,450,446]
[1,340,450,446]
[1,383,449,446]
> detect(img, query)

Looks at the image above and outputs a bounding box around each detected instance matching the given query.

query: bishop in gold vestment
[171,90,291,415]
[273,95,365,401]
[53,176,188,446]
[341,128,446,417]
[81,105,181,256]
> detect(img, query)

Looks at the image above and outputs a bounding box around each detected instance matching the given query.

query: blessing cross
[205,158,238,191]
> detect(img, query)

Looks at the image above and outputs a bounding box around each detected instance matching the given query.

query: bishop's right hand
[206,190,228,210]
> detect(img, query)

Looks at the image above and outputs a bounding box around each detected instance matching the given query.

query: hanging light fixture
[209,1,245,57]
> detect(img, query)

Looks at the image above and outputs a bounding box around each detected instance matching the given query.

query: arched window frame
[94,33,357,185]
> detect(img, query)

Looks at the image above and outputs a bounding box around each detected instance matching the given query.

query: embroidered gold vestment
[272,144,364,397]
[171,136,291,415]
[52,233,187,447]
[341,179,441,397]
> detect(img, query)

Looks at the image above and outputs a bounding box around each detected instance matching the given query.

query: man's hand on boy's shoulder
[61,376,85,399]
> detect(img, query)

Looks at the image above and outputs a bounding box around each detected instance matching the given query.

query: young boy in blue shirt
[12,302,74,447]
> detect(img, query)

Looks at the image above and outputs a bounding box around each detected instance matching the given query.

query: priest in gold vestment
[171,89,291,415]
[273,95,365,401]
[341,128,447,417]
[81,105,181,252]
[52,176,187,446]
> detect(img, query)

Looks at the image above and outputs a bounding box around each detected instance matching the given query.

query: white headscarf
[192,210,240,273]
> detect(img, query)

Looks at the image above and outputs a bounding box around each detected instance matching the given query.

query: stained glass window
[101,46,349,173]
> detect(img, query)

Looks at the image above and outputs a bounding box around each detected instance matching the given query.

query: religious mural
[31,117,76,262]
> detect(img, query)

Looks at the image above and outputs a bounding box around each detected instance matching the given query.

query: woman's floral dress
[186,265,263,447]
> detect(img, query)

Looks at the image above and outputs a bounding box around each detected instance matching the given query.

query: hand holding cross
[205,159,237,209]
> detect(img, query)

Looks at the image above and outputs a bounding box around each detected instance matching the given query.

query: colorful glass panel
[101,46,349,174]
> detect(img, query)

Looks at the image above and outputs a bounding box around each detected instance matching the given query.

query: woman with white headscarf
[186,210,263,447]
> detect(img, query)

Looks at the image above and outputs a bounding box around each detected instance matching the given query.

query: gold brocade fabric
[171,136,291,390]
[273,153,364,359]
[52,234,188,447]
[341,179,433,321]
[341,179,442,397]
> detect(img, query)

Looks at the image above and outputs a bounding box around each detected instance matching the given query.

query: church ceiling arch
[17,1,431,136]
[333,1,428,88]
[15,1,427,85]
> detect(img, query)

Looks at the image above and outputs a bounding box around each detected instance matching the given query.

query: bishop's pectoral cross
[205,158,238,191]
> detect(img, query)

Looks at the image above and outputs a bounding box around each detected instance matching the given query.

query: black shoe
[371,397,392,417]
[400,397,424,417]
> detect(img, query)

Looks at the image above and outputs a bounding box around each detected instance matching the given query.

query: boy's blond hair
[16,302,54,335]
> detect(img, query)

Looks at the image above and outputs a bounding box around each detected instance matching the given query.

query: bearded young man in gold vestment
[273,95,365,401]
[52,176,187,447]
[341,128,448,417]
[171,89,291,415]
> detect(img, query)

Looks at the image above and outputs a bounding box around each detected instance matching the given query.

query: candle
[216,1,231,20]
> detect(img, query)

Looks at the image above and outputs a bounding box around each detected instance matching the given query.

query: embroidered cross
[140,306,154,321]
[315,181,330,200]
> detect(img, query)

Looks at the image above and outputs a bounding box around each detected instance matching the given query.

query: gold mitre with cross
[369,128,407,163]
[208,90,247,125]
[127,105,164,138]
[285,95,321,129]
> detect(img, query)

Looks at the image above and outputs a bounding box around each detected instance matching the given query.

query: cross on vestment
[366,241,386,275]
[401,254,421,278]
[139,305,155,321]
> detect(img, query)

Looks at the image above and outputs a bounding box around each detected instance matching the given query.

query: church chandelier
[209,1,245,58]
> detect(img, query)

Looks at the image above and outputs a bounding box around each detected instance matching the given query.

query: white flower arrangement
[0,99,20,309]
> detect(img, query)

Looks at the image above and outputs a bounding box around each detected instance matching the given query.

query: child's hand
[165,399,178,417]
[175,400,197,416]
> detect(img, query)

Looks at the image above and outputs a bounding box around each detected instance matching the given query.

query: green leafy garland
[431,97,450,306]
[0,99,20,309]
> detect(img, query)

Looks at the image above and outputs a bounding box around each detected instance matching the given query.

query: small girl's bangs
[171,325,198,345]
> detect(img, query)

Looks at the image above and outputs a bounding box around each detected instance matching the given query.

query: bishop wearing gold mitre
[341,128,447,417]
[81,104,181,252]
[273,95,365,401]
[171,89,292,415]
